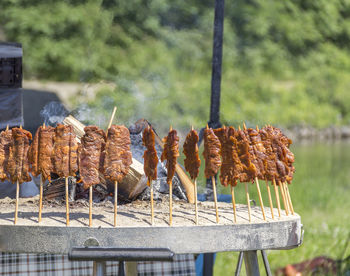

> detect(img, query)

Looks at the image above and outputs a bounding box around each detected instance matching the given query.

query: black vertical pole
[209,0,224,129]
[203,1,225,275]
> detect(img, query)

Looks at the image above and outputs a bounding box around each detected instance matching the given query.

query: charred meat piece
[0,129,12,181]
[6,128,32,184]
[183,129,201,180]
[161,129,180,183]
[79,126,106,189]
[263,126,295,183]
[259,128,278,181]
[53,124,79,178]
[28,126,55,181]
[215,126,242,186]
[246,128,265,180]
[234,129,256,182]
[104,125,132,183]
[203,127,222,179]
[142,126,159,182]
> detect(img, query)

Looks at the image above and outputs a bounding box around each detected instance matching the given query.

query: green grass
[177,141,350,275]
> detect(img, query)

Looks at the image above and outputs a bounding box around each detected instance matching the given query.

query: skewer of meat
[265,125,290,215]
[243,123,266,221]
[104,124,132,227]
[234,125,254,222]
[142,125,159,225]
[253,125,275,219]
[259,126,282,217]
[53,124,79,226]
[214,126,238,222]
[203,125,221,223]
[161,126,179,226]
[183,126,201,225]
[270,125,295,214]
[79,126,106,227]
[269,125,294,214]
[28,123,55,222]
[6,126,32,224]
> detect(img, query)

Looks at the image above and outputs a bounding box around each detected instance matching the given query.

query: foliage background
[1,1,350,275]
[2,0,350,132]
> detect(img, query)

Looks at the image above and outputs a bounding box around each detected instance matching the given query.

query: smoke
[72,103,107,126]
[40,101,68,126]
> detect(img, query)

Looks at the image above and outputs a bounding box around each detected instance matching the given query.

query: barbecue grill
[0,199,302,275]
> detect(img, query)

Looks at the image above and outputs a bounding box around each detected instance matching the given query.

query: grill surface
[0,197,302,254]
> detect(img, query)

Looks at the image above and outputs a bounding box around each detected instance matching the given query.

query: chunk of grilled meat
[234,129,256,182]
[28,126,55,181]
[161,129,180,183]
[246,128,266,180]
[0,129,12,181]
[203,127,222,179]
[214,126,239,186]
[142,126,159,182]
[79,126,106,189]
[53,124,79,178]
[6,128,32,184]
[103,125,132,183]
[259,128,278,181]
[183,129,201,180]
[263,126,295,183]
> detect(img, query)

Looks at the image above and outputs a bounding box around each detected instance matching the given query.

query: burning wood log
[63,115,147,201]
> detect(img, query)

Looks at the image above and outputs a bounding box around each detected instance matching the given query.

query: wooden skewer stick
[114,181,118,227]
[65,177,70,226]
[107,106,117,129]
[230,185,237,223]
[149,178,154,226]
[281,182,292,214]
[285,182,295,214]
[6,125,9,131]
[284,182,294,215]
[255,177,266,221]
[211,176,219,223]
[265,180,274,219]
[38,175,43,223]
[168,125,174,226]
[14,180,19,224]
[272,178,281,218]
[169,180,173,226]
[89,186,93,227]
[194,179,198,225]
[245,182,252,222]
[190,125,199,226]
[279,181,289,215]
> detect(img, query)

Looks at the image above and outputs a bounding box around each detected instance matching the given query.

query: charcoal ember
[75,180,109,202]
[136,176,184,201]
[43,176,76,201]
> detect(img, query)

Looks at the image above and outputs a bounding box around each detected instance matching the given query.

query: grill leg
[235,252,244,276]
[118,261,125,276]
[203,253,215,276]
[93,261,106,276]
[243,251,260,276]
[261,250,272,276]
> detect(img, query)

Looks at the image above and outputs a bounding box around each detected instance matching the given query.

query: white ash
[129,127,187,201]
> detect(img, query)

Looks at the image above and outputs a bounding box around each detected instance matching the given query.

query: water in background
[212,141,350,274]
